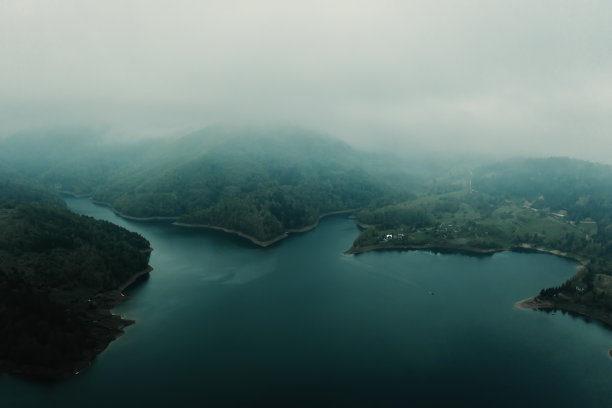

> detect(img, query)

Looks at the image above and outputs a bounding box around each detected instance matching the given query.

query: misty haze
[1,1,612,407]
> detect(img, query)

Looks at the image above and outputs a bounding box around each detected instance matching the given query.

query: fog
[1,1,611,162]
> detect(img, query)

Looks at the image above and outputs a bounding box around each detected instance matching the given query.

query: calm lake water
[2,198,612,407]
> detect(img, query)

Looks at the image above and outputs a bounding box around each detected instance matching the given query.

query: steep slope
[0,178,152,379]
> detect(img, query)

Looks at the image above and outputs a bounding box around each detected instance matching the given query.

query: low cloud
[1,0,611,162]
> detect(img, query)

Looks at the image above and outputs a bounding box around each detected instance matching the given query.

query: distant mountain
[472,157,612,222]
[0,170,66,207]
[0,127,156,195]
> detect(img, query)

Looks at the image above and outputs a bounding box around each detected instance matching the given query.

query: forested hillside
[0,177,152,379]
[91,127,410,243]
[1,126,420,243]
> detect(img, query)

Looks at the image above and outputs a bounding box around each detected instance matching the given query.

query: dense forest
[0,178,152,379]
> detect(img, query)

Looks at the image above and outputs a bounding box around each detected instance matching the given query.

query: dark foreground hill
[0,179,152,380]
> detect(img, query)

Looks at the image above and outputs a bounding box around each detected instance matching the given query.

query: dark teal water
[2,198,612,407]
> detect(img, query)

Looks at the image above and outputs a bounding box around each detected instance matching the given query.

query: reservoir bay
[2,197,612,407]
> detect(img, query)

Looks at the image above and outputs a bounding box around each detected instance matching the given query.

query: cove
[2,197,612,407]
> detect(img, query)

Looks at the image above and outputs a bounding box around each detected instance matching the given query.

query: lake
[2,197,612,407]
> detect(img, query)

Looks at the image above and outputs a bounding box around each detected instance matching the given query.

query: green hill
[0,125,439,244]
[92,126,395,243]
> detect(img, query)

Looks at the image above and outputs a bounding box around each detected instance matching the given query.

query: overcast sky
[1,0,611,161]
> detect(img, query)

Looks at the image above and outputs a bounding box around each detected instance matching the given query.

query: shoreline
[60,192,179,221]
[345,243,506,256]
[172,222,288,247]
[90,200,180,221]
[59,190,93,199]
[348,240,612,338]
[0,261,154,381]
[345,242,585,265]
[69,193,353,247]
[117,264,154,292]
[173,209,356,247]
[515,295,612,329]
[285,209,356,233]
[69,262,156,376]
[85,198,277,245]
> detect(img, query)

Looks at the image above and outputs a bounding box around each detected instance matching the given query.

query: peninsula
[0,201,153,380]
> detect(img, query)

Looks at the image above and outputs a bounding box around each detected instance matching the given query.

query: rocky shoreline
[174,209,355,247]
[0,264,153,381]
